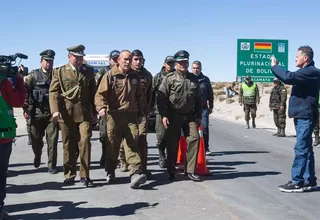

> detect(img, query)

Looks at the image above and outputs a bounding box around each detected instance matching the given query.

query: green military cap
[40,49,55,60]
[174,50,190,61]
[67,44,86,56]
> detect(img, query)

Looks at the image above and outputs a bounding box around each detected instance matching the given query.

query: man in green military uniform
[269,77,287,137]
[313,91,320,147]
[239,76,260,129]
[49,45,97,187]
[23,49,59,174]
[95,50,120,167]
[152,55,175,168]
[157,50,202,182]
[95,50,147,189]
[118,50,153,174]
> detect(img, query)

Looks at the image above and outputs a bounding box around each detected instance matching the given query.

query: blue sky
[1,0,319,82]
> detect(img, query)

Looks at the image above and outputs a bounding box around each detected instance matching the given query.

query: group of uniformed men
[23,45,214,189]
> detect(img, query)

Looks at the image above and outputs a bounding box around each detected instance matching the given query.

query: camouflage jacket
[269,84,287,110]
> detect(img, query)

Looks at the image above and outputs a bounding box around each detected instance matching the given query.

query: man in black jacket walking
[271,46,319,193]
[192,61,214,155]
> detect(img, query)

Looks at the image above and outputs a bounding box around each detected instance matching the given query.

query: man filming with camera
[0,65,26,219]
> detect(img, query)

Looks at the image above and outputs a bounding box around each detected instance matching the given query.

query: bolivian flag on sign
[254,42,272,53]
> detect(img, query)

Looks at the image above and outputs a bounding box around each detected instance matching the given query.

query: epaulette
[27,68,40,76]
[52,65,64,74]
[53,64,65,70]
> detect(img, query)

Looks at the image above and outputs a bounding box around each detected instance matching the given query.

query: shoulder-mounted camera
[0,53,28,77]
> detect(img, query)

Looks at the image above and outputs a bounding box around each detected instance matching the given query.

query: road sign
[237,39,288,82]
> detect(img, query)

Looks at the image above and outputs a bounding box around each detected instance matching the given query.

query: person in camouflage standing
[269,77,287,137]
[157,50,202,182]
[152,56,175,168]
[23,49,59,174]
[312,91,320,147]
[95,50,120,167]
[239,76,260,129]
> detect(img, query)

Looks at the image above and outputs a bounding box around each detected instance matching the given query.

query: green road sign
[237,39,288,82]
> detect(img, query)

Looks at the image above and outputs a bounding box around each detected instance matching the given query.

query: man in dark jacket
[191,61,214,155]
[271,45,319,193]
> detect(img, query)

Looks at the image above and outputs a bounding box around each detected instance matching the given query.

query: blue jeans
[201,109,209,152]
[292,119,317,185]
[0,141,12,212]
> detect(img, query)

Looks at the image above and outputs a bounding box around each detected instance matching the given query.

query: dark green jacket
[157,70,202,119]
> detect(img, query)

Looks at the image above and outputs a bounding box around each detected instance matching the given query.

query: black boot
[158,150,166,168]
[245,121,250,129]
[277,128,286,137]
[313,135,319,147]
[252,119,256,128]
[273,127,280,136]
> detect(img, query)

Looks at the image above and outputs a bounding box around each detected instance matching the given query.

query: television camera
[0,53,28,77]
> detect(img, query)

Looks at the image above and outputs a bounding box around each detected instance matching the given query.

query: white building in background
[84,54,109,71]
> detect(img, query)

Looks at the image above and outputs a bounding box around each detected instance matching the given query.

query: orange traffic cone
[177,129,187,165]
[176,129,187,165]
[196,124,211,175]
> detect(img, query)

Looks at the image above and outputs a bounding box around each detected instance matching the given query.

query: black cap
[132,49,144,57]
[245,75,251,79]
[109,50,120,60]
[174,50,189,61]
[67,45,86,56]
[40,49,55,60]
[164,56,175,63]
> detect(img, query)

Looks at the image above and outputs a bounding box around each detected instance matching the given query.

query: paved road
[5,115,320,220]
